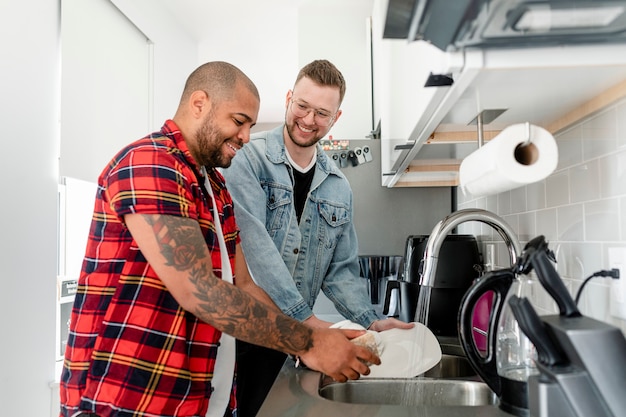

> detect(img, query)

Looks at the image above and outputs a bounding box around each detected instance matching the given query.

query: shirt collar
[263,125,340,176]
[161,119,226,188]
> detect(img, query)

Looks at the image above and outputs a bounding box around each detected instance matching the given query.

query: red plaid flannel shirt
[60,120,239,417]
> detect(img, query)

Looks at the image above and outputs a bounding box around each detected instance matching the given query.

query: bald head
[178,61,259,110]
[173,61,260,168]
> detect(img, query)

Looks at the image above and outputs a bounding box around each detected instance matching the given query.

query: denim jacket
[222,125,379,328]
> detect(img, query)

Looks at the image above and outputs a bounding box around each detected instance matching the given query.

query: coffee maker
[383,234,482,337]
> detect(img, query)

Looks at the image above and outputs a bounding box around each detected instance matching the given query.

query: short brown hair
[294,60,346,105]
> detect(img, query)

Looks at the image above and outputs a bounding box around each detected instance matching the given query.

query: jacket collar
[264,125,340,176]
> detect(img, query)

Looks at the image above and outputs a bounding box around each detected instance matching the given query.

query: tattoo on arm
[188,267,313,353]
[146,215,207,271]
[144,214,314,354]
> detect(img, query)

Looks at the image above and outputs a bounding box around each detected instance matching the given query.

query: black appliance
[383,0,626,51]
[384,234,482,337]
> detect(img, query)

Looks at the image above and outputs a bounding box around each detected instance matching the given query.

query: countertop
[257,357,514,417]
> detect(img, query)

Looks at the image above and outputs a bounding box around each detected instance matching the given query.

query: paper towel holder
[470,110,538,166]
[469,109,507,147]
[515,122,539,166]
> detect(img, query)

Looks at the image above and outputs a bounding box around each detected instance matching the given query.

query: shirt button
[293,248,299,255]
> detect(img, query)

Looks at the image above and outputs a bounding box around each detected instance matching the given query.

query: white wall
[192,0,374,139]
[0,2,61,416]
[195,3,300,127]
[60,0,152,183]
[458,97,626,334]
[111,0,198,127]
[0,1,198,415]
[298,0,374,140]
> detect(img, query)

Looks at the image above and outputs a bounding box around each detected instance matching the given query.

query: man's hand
[298,328,381,382]
[368,318,415,332]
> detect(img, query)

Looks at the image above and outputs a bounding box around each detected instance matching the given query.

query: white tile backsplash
[545,170,570,207]
[510,186,528,214]
[569,160,600,203]
[536,208,558,242]
[517,211,536,242]
[556,124,583,170]
[582,107,618,159]
[585,199,621,242]
[497,190,512,216]
[458,96,626,334]
[557,203,584,241]
[599,150,626,198]
[618,101,626,148]
[526,181,546,211]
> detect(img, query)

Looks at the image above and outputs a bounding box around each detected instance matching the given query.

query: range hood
[378,0,626,188]
[384,0,626,50]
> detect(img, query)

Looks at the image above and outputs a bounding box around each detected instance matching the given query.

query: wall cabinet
[372,0,626,188]
[371,0,450,185]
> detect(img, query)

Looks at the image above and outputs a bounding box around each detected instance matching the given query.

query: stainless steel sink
[319,377,497,407]
[423,354,477,379]
[318,354,497,407]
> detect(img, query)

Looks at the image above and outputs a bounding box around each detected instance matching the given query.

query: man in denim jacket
[222,60,412,417]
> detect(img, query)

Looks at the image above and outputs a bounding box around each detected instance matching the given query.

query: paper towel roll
[459,123,558,197]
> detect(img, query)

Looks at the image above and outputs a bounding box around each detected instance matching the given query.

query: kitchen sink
[319,377,497,407]
[318,354,497,407]
[422,353,477,379]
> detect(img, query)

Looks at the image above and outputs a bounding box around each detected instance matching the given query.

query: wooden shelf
[426,130,500,144]
[394,76,626,188]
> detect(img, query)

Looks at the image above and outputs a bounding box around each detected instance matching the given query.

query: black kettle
[459,268,532,416]
[459,236,558,416]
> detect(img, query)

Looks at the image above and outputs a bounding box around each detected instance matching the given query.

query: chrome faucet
[416,208,522,325]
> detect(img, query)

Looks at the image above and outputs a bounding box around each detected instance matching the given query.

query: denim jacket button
[293,248,299,254]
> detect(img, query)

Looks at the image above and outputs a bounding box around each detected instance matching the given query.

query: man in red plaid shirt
[60,61,379,417]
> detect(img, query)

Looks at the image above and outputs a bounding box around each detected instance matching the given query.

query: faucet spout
[414,208,522,334]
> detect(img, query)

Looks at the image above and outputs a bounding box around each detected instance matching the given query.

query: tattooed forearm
[189,271,314,354]
[145,215,207,271]
[142,213,314,355]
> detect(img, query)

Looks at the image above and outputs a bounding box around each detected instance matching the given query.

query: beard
[194,113,236,169]
[285,117,324,149]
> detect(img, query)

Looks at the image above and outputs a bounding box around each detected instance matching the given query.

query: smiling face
[284,76,342,149]
[191,82,259,168]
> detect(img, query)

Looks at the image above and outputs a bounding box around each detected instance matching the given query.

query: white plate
[364,322,442,378]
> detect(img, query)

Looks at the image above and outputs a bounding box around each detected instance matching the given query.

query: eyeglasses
[289,99,337,127]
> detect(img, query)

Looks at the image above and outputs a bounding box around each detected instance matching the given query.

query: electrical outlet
[609,247,626,320]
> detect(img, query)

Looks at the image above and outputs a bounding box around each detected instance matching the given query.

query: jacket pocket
[263,183,292,234]
[318,201,350,248]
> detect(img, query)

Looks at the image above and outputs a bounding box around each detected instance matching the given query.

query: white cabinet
[372,0,626,188]
[383,44,626,188]
[371,0,450,184]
